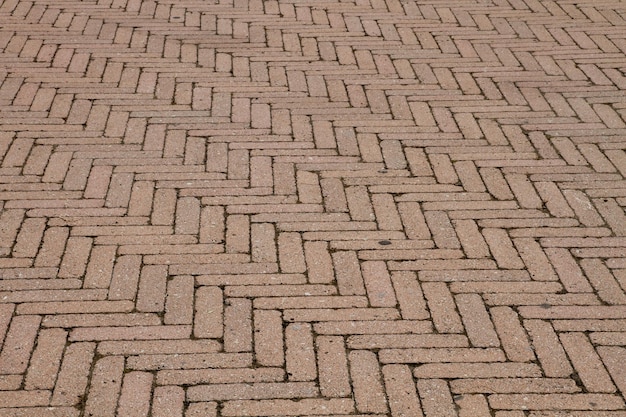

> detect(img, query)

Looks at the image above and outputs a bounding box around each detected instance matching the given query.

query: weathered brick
[83,356,125,417]
[3,1,626,415]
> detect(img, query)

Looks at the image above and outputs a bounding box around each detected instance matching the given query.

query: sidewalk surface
[1,0,626,415]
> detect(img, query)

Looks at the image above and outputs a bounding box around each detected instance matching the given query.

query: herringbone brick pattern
[1,0,626,415]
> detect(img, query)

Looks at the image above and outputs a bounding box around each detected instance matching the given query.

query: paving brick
[0,314,41,374]
[223,298,252,353]
[185,402,217,417]
[482,228,525,269]
[316,335,351,398]
[69,325,192,342]
[560,332,616,393]
[117,371,153,417]
[97,340,221,356]
[193,286,223,339]
[415,362,542,379]
[164,275,195,325]
[490,306,535,362]
[488,394,625,411]
[456,293,500,348]
[391,271,429,320]
[283,322,315,382]
[127,353,251,371]
[152,386,185,417]
[24,328,67,390]
[450,378,581,394]
[422,282,464,333]
[417,379,457,417]
[50,342,95,406]
[188,382,318,401]
[220,398,355,416]
[0,391,51,408]
[83,356,125,417]
[3,0,626,414]
[136,264,168,313]
[524,319,573,378]
[254,310,284,367]
[580,258,626,304]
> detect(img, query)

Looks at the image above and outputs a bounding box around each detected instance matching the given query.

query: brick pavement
[1,0,626,415]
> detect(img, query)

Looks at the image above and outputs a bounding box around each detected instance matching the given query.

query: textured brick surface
[1,0,626,415]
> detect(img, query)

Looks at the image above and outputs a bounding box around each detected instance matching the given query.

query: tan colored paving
[1,0,626,415]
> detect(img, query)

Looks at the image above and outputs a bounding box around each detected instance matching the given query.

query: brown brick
[226,214,250,253]
[117,371,153,417]
[454,219,490,258]
[0,209,24,249]
[361,261,397,307]
[512,237,558,281]
[482,228,524,269]
[0,314,41,374]
[223,298,252,352]
[524,319,573,378]
[50,342,95,406]
[348,334,468,350]
[0,373,20,392]
[127,352,250,371]
[42,313,160,328]
[304,240,334,283]
[136,265,168,313]
[332,251,366,295]
[69,325,191,342]
[451,378,580,394]
[12,217,46,258]
[424,210,460,249]
[314,320,431,335]
[82,244,115,288]
[391,271,429,320]
[417,379,457,417]
[379,347,505,364]
[220,398,355,416]
[560,332,616,393]
[456,293,500,347]
[488,394,625,411]
[383,364,423,417]
[186,402,218,417]
[414,363,542,379]
[193,286,223,339]
[545,248,594,292]
[24,328,67,390]
[597,346,626,399]
[350,350,388,413]
[4,0,626,414]
[0,390,51,408]
[152,189,177,226]
[422,282,464,333]
[188,382,317,401]
[157,367,284,386]
[490,306,535,362]
[580,258,626,304]
[164,275,194,325]
[284,322,316,381]
[108,254,142,301]
[316,335,351,398]
[278,231,306,273]
[254,310,284,367]
[251,223,277,263]
[152,386,184,417]
[97,340,221,356]
[457,394,492,417]
[34,227,69,267]
[83,356,125,417]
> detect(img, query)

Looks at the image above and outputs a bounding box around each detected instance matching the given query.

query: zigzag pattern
[1,0,626,415]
